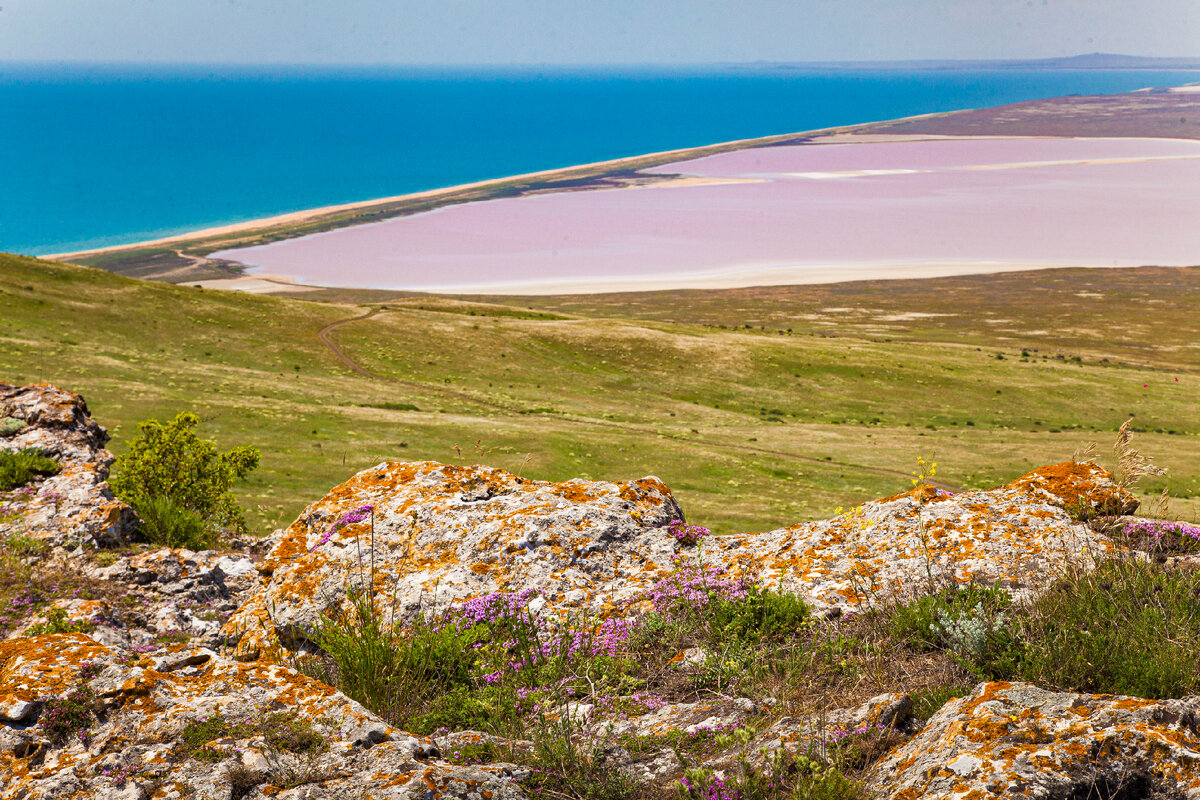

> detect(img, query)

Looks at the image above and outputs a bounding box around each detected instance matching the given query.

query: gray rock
[867,682,1200,799]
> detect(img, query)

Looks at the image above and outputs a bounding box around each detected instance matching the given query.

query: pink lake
[214,137,1200,293]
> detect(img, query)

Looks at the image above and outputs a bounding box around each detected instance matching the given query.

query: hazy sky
[2,0,1196,65]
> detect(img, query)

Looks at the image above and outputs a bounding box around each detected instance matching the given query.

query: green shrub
[1017,558,1200,698]
[175,714,244,762]
[304,595,484,728]
[26,607,95,636]
[130,494,218,550]
[111,412,259,535]
[0,448,59,491]
[887,584,1021,679]
[416,686,496,734]
[709,585,810,644]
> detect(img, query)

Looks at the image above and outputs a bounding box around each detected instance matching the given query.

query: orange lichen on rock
[868,682,1200,800]
[224,460,684,660]
[1008,461,1139,516]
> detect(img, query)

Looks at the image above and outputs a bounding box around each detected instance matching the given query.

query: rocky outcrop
[7,383,1188,800]
[0,384,136,548]
[701,462,1134,618]
[0,634,527,800]
[224,460,685,658]
[867,681,1200,799]
[226,459,1132,658]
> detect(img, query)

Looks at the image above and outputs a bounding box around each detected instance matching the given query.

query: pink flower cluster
[644,562,749,617]
[1123,519,1200,544]
[679,773,742,800]
[445,588,539,631]
[443,589,642,687]
[308,504,375,552]
[665,519,709,546]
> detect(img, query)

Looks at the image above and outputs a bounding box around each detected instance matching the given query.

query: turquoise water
[2,63,1196,255]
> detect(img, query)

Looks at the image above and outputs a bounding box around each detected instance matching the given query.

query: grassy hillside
[2,252,1196,535]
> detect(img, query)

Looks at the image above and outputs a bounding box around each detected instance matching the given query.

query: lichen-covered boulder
[701,462,1131,618]
[0,634,527,800]
[867,681,1200,799]
[0,383,136,548]
[224,461,684,658]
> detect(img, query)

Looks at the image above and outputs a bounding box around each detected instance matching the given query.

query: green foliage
[175,712,326,763]
[38,683,96,745]
[524,729,637,800]
[0,416,24,437]
[888,584,1021,678]
[442,738,498,765]
[176,715,241,762]
[2,532,50,558]
[129,494,218,550]
[111,412,260,535]
[416,686,495,734]
[304,595,483,729]
[709,585,811,644]
[259,712,328,755]
[1017,558,1200,698]
[0,447,59,491]
[679,745,865,800]
[363,401,420,412]
[26,607,95,636]
[909,684,973,720]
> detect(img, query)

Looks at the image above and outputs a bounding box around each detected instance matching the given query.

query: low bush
[1018,558,1200,698]
[0,448,59,491]
[885,557,1200,699]
[111,412,259,536]
[709,584,811,645]
[129,494,218,550]
[887,584,1021,679]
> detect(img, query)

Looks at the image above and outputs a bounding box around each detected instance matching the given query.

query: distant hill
[765,53,1200,71]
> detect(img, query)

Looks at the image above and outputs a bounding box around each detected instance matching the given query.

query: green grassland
[2,251,1197,536]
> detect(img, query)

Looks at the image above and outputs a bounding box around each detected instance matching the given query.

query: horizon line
[5,52,1200,70]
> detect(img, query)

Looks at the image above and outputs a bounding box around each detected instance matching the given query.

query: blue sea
[2,63,1196,256]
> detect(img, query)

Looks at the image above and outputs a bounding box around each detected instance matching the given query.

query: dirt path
[317,308,915,481]
[316,309,384,378]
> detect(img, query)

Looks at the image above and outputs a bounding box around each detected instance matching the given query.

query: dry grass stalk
[1112,418,1166,491]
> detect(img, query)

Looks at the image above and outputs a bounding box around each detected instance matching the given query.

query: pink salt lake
[215,137,1200,293]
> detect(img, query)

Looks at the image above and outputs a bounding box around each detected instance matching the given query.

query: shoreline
[43,113,956,261]
[47,80,1200,291]
[192,259,1157,297]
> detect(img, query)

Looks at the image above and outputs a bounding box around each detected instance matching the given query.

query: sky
[1,0,1196,65]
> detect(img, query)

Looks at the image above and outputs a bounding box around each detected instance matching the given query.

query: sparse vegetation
[26,607,96,636]
[0,448,59,491]
[129,493,219,550]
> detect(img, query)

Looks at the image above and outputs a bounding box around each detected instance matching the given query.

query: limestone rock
[0,383,136,548]
[224,461,684,657]
[0,634,526,800]
[867,681,1200,799]
[702,462,1131,617]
